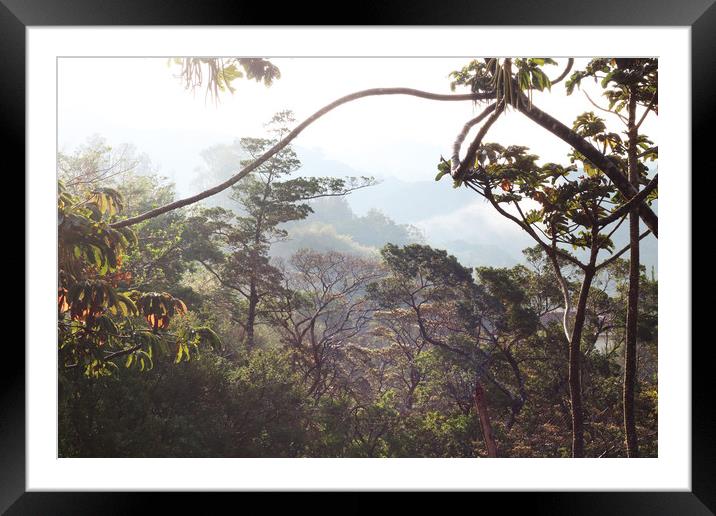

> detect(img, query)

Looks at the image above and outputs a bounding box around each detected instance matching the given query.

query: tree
[270,249,384,400]
[371,302,428,411]
[370,244,538,457]
[57,181,218,378]
[183,111,374,350]
[58,136,150,197]
[440,119,653,455]
[449,58,658,236]
[566,58,657,457]
[59,347,315,458]
[440,57,658,457]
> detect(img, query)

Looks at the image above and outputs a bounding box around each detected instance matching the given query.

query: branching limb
[102,343,144,362]
[472,184,584,269]
[583,91,628,124]
[599,174,658,227]
[454,100,506,178]
[605,213,628,241]
[550,58,575,86]
[197,259,249,298]
[514,91,658,237]
[450,103,497,173]
[635,92,657,130]
[597,230,652,270]
[112,87,491,228]
[297,181,377,201]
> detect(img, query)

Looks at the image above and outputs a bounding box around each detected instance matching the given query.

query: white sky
[58,57,656,183]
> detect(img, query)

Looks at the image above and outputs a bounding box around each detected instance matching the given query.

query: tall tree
[442,130,653,455]
[185,112,373,350]
[566,58,657,457]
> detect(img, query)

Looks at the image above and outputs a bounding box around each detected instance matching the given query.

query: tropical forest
[58,57,658,458]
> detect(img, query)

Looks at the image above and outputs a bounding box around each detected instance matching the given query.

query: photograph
[4,6,708,509]
[56,56,659,459]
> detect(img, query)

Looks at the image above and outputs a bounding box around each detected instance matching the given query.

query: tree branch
[635,92,657,130]
[599,174,658,227]
[112,87,491,228]
[198,259,249,297]
[583,91,628,124]
[454,101,505,178]
[473,183,584,269]
[597,230,651,270]
[637,146,657,159]
[550,58,575,86]
[450,103,497,172]
[102,343,144,362]
[514,89,659,237]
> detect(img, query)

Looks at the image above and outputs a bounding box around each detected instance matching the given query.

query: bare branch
[550,58,575,86]
[454,100,506,178]
[450,103,497,172]
[112,87,491,228]
[583,91,628,124]
[597,230,652,270]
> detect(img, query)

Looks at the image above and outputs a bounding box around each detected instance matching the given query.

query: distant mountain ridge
[294,145,657,273]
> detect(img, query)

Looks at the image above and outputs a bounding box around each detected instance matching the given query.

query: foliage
[58,172,217,377]
[171,57,281,103]
[182,112,374,349]
[566,58,657,113]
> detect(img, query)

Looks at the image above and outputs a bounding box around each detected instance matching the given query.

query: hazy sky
[58,57,655,181]
[57,57,657,266]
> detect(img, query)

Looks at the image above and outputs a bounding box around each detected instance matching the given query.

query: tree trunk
[474,378,498,458]
[245,279,258,351]
[406,366,420,410]
[501,346,527,431]
[624,93,640,457]
[568,266,596,458]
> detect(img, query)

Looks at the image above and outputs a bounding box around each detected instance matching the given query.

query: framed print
[6,0,712,513]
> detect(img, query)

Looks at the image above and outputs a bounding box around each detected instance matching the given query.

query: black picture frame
[5,0,709,513]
